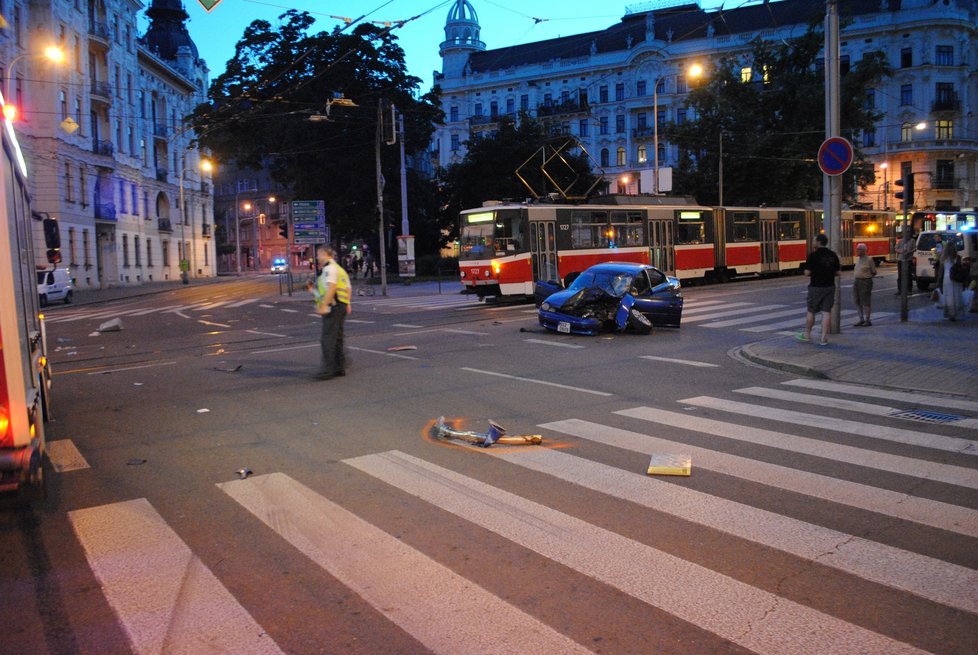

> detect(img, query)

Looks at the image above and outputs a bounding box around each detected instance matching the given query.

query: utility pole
[376,98,388,296]
[824,0,842,334]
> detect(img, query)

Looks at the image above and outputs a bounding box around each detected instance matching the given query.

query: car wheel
[39,294,48,307]
[627,308,653,334]
[63,290,72,304]
[916,279,930,292]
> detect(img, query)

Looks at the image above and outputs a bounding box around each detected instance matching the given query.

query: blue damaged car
[536,262,683,336]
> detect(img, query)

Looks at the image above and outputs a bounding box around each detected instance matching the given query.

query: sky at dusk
[155,0,733,94]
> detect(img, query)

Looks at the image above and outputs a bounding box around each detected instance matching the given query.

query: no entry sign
[818,136,854,176]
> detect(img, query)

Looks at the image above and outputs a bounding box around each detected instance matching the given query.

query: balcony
[158,218,173,232]
[94,202,116,221]
[93,139,114,156]
[89,20,110,46]
[537,99,588,117]
[632,126,655,138]
[932,95,960,112]
[156,168,168,182]
[153,123,169,139]
[468,114,497,127]
[90,81,111,100]
[201,223,212,238]
[934,179,955,190]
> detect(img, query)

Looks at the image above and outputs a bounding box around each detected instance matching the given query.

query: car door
[631,268,683,327]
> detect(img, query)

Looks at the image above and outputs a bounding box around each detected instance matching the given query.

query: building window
[64,162,73,201]
[579,119,588,137]
[615,83,624,101]
[599,116,609,135]
[676,75,688,94]
[599,85,608,103]
[935,82,957,110]
[490,100,498,118]
[79,167,87,205]
[900,122,914,142]
[676,109,687,125]
[118,179,127,214]
[600,148,609,167]
[506,98,514,114]
[740,67,752,83]
[450,134,460,151]
[542,93,552,107]
[935,45,953,66]
[656,109,665,128]
[615,114,625,133]
[935,159,954,189]
[60,90,67,120]
[473,102,482,117]
[862,128,875,147]
[865,89,875,109]
[146,238,153,267]
[68,227,76,265]
[657,143,665,163]
[122,234,130,267]
[616,147,626,166]
[637,145,647,164]
[162,240,169,267]
[144,191,149,218]
[900,47,912,67]
[636,80,646,96]
[935,119,953,140]
[899,84,912,106]
[637,112,647,130]
[134,236,141,266]
[132,183,139,216]
[140,138,147,165]
[449,106,458,121]
[520,94,528,110]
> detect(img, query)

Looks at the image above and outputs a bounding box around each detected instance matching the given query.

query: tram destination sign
[292,200,327,245]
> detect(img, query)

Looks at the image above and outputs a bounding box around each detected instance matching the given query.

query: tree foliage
[664,22,889,206]
[189,10,444,253]
[438,114,600,226]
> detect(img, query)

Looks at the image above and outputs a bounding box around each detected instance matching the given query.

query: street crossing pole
[825,0,842,334]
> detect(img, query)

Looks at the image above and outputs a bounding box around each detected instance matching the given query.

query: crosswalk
[47,378,977,654]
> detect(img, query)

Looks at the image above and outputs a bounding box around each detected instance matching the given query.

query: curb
[734,345,829,379]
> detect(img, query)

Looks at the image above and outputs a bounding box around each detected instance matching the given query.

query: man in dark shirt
[798,233,841,345]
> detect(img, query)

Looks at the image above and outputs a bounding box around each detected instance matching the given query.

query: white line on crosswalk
[392,323,424,328]
[441,328,489,335]
[699,307,801,327]
[199,319,231,328]
[46,439,90,472]
[680,300,749,314]
[68,499,285,655]
[348,345,419,360]
[345,451,928,655]
[484,445,978,613]
[524,338,584,348]
[259,304,275,308]
[280,308,299,313]
[734,387,978,430]
[192,301,230,311]
[739,310,864,332]
[682,304,787,323]
[461,367,612,396]
[782,378,978,413]
[219,473,594,655]
[540,418,978,539]
[225,298,261,308]
[679,396,978,455]
[345,319,376,324]
[640,355,718,367]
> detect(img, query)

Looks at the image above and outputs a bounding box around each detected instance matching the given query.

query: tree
[664,22,889,206]
[438,114,600,228]
[189,10,444,252]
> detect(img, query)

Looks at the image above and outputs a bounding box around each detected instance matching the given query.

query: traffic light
[46,249,61,264]
[894,177,913,204]
[278,221,288,239]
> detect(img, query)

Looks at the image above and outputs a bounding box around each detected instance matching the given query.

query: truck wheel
[628,308,653,334]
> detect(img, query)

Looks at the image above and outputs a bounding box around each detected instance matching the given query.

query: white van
[37,267,74,306]
[914,229,978,291]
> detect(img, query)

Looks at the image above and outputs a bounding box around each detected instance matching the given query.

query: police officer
[308,246,351,379]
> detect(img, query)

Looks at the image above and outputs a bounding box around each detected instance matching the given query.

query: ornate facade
[432,0,978,212]
[1,0,213,289]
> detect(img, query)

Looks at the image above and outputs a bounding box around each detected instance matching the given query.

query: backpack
[949,259,969,284]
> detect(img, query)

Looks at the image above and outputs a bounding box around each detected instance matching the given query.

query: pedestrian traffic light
[278,221,288,239]
[46,248,61,264]
[894,178,913,204]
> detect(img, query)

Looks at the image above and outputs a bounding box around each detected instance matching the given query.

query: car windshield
[568,269,635,296]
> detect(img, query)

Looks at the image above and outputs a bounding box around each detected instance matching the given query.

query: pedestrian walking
[932,233,945,294]
[941,244,966,321]
[797,233,841,346]
[894,227,915,295]
[852,242,877,326]
[307,246,352,379]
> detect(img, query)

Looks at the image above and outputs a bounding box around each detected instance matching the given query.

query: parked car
[913,230,977,291]
[37,267,74,306]
[270,257,288,274]
[536,262,683,336]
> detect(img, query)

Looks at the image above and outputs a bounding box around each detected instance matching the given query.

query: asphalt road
[1,272,975,655]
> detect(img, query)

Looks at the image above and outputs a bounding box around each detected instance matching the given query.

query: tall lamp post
[652,62,702,194]
[177,154,212,280]
[2,45,65,120]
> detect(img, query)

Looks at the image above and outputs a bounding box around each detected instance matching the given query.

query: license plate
[557,321,571,333]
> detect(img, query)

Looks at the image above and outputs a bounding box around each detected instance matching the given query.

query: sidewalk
[738,302,978,399]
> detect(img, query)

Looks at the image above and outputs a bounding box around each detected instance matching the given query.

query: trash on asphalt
[89,332,99,337]
[133,382,143,386]
[388,345,417,351]
[647,454,692,476]
[431,416,543,447]
[214,364,243,372]
[126,458,147,466]
[197,408,210,413]
[97,317,124,332]
[237,468,252,479]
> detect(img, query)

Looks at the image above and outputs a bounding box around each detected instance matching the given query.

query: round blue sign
[818,137,854,176]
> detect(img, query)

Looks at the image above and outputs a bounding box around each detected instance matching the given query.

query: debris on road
[431,416,543,447]
[237,468,252,479]
[646,454,692,476]
[126,458,147,466]
[196,408,210,414]
[214,364,243,373]
[97,318,124,332]
[388,345,417,351]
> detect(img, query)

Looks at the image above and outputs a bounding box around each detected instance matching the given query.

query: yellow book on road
[647,454,692,476]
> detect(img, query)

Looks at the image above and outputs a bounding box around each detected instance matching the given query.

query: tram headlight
[491,262,501,276]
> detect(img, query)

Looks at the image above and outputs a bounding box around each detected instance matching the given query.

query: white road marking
[440,328,489,336]
[348,346,418,360]
[246,329,287,338]
[700,307,801,327]
[461,367,612,396]
[259,304,275,308]
[542,418,978,539]
[345,451,928,655]
[68,499,284,655]
[251,343,318,354]
[224,298,261,308]
[345,319,376,324]
[392,323,424,328]
[524,338,585,349]
[682,304,787,323]
[198,319,231,328]
[740,310,861,332]
[484,445,978,613]
[782,378,978,413]
[640,355,718,367]
[734,386,978,430]
[679,396,978,455]
[616,406,978,489]
[681,301,755,316]
[86,361,177,375]
[192,301,230,311]
[46,439,90,472]
[219,473,594,655]
[280,308,299,313]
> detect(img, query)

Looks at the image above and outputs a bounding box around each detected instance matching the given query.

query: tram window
[729,211,758,241]
[459,223,493,258]
[676,221,705,244]
[610,210,644,247]
[571,210,609,248]
[778,212,803,239]
[493,215,523,253]
[852,213,883,237]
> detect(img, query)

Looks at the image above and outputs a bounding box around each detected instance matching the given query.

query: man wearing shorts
[798,233,841,345]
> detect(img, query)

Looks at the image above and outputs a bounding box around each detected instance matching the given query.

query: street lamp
[3,45,66,121]
[177,153,211,282]
[653,62,702,194]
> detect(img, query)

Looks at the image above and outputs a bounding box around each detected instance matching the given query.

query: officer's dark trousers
[319,304,346,376]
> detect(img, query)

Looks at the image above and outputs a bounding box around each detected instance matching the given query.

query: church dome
[143,0,199,61]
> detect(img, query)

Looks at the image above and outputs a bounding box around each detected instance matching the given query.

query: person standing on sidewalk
[852,242,877,326]
[798,233,841,346]
[895,227,915,295]
[941,244,966,321]
[307,246,352,379]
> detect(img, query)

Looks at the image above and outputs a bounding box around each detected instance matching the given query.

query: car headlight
[541,302,552,311]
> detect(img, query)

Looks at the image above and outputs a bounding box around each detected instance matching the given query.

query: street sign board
[817,136,854,176]
[291,200,327,244]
